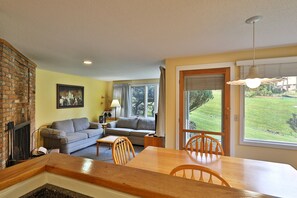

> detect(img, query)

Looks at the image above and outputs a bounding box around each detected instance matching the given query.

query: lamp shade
[227,16,283,88]
[227,65,283,88]
[110,99,121,108]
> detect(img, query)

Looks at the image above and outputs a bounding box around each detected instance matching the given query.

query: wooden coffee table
[96,135,119,156]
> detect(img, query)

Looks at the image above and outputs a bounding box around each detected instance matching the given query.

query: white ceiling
[1,0,297,81]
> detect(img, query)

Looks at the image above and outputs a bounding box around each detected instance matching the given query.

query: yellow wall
[36,69,109,129]
[104,81,114,110]
[165,45,297,168]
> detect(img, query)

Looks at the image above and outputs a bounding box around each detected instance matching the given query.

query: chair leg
[96,142,100,156]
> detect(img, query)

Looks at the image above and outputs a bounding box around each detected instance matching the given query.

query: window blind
[240,62,297,78]
[184,74,224,91]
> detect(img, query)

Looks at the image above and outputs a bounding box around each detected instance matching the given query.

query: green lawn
[189,90,222,132]
[245,96,297,143]
[189,90,297,143]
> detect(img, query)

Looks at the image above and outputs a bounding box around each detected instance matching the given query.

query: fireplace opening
[14,121,31,160]
[6,121,31,167]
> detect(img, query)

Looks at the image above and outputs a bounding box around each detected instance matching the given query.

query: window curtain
[120,84,130,117]
[113,84,130,117]
[156,66,166,137]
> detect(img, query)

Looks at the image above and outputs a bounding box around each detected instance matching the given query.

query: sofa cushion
[40,128,66,139]
[72,117,90,131]
[130,130,154,137]
[80,129,103,138]
[61,132,88,144]
[116,117,138,129]
[89,122,102,129]
[137,118,155,130]
[52,119,75,133]
[106,121,116,128]
[60,132,88,144]
[105,128,131,136]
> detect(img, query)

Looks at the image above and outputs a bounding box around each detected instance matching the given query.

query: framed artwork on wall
[56,84,84,109]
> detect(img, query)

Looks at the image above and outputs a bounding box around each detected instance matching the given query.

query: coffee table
[96,135,119,156]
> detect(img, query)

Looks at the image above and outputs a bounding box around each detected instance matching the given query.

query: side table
[101,123,108,136]
[144,134,164,148]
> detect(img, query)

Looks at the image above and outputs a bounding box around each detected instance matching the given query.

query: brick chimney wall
[0,39,36,169]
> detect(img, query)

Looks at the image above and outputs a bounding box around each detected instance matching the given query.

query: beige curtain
[156,66,165,137]
[113,84,130,117]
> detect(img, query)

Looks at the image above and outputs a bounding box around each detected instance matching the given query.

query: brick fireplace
[0,39,36,169]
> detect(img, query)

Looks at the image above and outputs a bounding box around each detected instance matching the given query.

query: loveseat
[105,117,155,146]
[40,117,103,154]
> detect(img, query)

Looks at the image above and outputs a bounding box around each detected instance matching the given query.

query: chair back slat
[205,139,209,154]
[112,136,135,165]
[195,139,198,153]
[199,170,204,182]
[169,164,231,187]
[122,141,128,162]
[183,169,186,178]
[209,141,213,155]
[215,143,219,155]
[191,169,195,180]
[200,138,203,153]
[208,175,213,184]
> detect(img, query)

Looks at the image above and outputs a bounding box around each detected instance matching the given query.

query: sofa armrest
[40,128,66,139]
[89,122,102,129]
[107,121,117,128]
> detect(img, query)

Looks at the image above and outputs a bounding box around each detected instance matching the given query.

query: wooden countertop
[0,153,270,198]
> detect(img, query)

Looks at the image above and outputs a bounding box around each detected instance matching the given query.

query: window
[130,84,158,117]
[241,61,297,149]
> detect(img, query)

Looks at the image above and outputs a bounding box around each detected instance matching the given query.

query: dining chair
[185,134,224,155]
[169,164,231,187]
[112,136,136,165]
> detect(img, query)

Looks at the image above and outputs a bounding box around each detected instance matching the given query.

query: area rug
[71,144,144,163]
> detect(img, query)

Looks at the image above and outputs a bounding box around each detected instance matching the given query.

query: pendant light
[227,16,283,88]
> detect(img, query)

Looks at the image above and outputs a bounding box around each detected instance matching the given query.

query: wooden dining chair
[185,134,224,155]
[169,164,231,187]
[112,136,136,165]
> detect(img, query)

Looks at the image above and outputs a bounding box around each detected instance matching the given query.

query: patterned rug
[71,143,144,163]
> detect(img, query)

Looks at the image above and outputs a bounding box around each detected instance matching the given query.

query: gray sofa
[105,117,155,146]
[40,117,104,154]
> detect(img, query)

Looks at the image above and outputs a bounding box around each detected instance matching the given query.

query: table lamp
[110,99,121,120]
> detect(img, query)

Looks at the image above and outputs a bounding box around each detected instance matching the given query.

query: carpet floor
[71,143,144,163]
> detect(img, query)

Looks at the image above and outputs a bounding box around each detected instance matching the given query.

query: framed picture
[57,84,84,109]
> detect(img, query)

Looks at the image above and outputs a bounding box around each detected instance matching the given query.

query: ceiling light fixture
[83,60,92,65]
[227,16,283,88]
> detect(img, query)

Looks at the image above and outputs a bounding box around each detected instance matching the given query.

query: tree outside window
[131,84,158,117]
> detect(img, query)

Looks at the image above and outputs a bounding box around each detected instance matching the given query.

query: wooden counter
[0,153,270,197]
